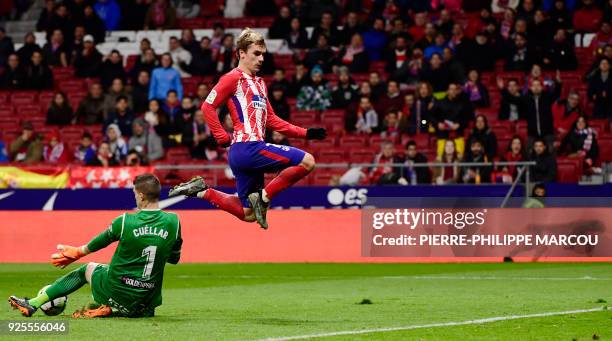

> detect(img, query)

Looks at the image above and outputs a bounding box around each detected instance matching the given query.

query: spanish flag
[0,167,69,189]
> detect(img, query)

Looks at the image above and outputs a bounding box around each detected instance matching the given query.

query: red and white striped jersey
[201,68,306,145]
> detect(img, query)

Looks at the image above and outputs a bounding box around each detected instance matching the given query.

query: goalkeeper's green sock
[31,264,88,308]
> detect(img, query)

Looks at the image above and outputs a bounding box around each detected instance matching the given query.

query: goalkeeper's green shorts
[90,264,155,317]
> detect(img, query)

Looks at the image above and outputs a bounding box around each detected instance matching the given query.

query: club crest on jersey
[251,94,266,110]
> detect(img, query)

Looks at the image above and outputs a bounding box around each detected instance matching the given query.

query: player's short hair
[134,173,161,202]
[236,28,265,54]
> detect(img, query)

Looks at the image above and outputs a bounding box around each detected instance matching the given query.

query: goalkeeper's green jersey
[87,209,182,314]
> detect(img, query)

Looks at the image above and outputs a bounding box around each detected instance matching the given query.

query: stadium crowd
[0,0,611,185]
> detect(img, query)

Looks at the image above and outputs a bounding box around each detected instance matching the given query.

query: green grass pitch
[1,263,611,340]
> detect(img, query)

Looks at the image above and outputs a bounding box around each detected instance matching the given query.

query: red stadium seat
[58,79,86,93]
[589,119,608,135]
[0,92,9,104]
[340,135,367,148]
[257,16,275,27]
[11,91,38,105]
[598,134,612,162]
[0,104,13,117]
[291,111,317,125]
[318,149,346,163]
[491,123,513,137]
[287,138,307,148]
[17,105,42,117]
[38,91,55,109]
[496,134,513,157]
[515,120,528,138]
[401,133,430,149]
[309,138,336,150]
[556,157,582,183]
[166,147,192,163]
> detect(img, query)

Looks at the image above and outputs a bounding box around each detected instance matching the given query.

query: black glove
[306,128,327,140]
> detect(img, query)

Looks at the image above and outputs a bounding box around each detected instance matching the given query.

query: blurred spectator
[492,0,519,13]
[245,0,277,17]
[386,36,410,82]
[103,78,133,119]
[573,0,603,33]
[358,81,372,100]
[442,47,466,85]
[126,149,145,166]
[296,66,332,110]
[415,22,436,49]
[173,96,197,135]
[86,141,118,167]
[162,90,181,125]
[435,9,455,34]
[37,0,55,32]
[0,53,24,89]
[266,131,290,146]
[67,0,88,23]
[589,22,612,56]
[500,135,527,180]
[105,124,128,163]
[132,71,151,114]
[46,91,73,126]
[94,0,121,31]
[304,34,335,73]
[420,53,451,92]
[530,138,557,182]
[79,5,106,44]
[73,35,102,78]
[23,51,53,90]
[310,11,339,47]
[362,17,387,61]
[462,139,492,183]
[462,69,490,108]
[340,12,364,45]
[270,68,290,95]
[150,53,183,100]
[338,33,369,73]
[0,133,9,162]
[46,3,74,44]
[466,114,497,160]
[549,0,573,30]
[399,141,431,185]
[215,34,236,75]
[543,29,578,70]
[380,111,400,140]
[369,141,401,185]
[43,131,71,164]
[524,78,561,151]
[71,25,87,55]
[433,139,461,184]
[182,110,216,160]
[174,0,200,19]
[553,91,583,136]
[129,118,164,162]
[353,97,378,134]
[144,99,172,138]
[210,22,225,50]
[464,32,496,72]
[130,47,157,83]
[105,96,135,137]
[497,77,524,121]
[588,58,612,119]
[505,33,533,71]
[560,116,600,173]
[269,6,291,39]
[286,17,309,50]
[180,30,198,55]
[431,83,473,157]
[119,0,149,31]
[288,63,308,97]
[168,36,192,77]
[145,0,177,29]
[100,50,127,90]
[405,47,425,83]
[42,29,68,67]
[74,132,96,165]
[375,80,404,117]
[424,33,448,60]
[269,85,290,121]
[331,66,359,109]
[190,37,214,76]
[193,83,210,108]
[9,122,43,164]
[412,82,435,134]
[517,0,536,20]
[75,83,105,124]
[16,32,41,65]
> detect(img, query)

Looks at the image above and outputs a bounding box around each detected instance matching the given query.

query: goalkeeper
[8,173,183,318]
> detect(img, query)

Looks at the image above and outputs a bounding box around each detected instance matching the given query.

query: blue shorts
[228,141,306,207]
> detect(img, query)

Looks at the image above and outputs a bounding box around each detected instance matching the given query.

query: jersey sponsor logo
[251,94,267,110]
[205,90,217,104]
[133,225,169,239]
[121,276,156,289]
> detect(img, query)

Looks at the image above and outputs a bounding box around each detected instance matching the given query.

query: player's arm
[200,74,237,147]
[266,100,327,140]
[167,221,182,265]
[51,214,124,268]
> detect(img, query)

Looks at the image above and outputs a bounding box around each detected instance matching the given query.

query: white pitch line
[255,307,610,341]
[402,275,612,281]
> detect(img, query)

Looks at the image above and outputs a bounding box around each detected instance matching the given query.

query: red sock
[264,165,310,201]
[202,189,246,220]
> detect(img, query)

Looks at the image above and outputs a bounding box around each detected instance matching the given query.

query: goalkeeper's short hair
[134,173,161,202]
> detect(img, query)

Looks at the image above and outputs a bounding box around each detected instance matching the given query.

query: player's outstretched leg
[8,264,89,317]
[251,153,315,228]
[169,176,255,222]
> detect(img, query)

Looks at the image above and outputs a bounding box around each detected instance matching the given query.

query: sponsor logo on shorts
[121,277,156,289]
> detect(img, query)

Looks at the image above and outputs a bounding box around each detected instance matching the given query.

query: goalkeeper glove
[51,244,89,269]
[306,128,327,140]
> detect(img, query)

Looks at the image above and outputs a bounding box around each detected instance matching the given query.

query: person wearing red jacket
[169,28,327,229]
[43,130,71,164]
[552,91,583,136]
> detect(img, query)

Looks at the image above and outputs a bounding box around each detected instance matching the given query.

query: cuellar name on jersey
[133,226,169,239]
